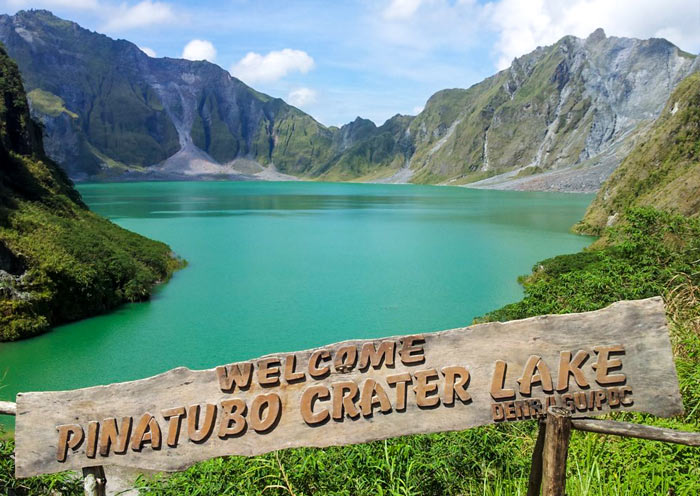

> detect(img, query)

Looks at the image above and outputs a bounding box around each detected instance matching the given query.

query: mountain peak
[587,27,606,42]
[15,9,64,23]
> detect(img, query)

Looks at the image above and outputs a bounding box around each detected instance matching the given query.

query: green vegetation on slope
[576,72,700,234]
[2,207,697,495]
[485,208,699,322]
[26,89,77,118]
[0,46,183,340]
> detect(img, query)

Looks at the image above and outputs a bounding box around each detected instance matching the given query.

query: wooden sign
[15,297,682,478]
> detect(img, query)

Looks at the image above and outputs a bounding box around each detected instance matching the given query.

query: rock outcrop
[575,72,700,234]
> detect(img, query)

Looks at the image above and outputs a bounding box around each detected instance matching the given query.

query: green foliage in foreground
[1,207,699,495]
[484,207,700,321]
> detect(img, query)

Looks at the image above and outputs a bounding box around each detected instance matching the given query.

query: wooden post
[541,406,572,496]
[82,466,106,496]
[527,418,546,496]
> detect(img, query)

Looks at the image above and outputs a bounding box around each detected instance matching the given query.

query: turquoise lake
[0,181,594,419]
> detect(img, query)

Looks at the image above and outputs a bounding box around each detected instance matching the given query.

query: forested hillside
[0,46,182,340]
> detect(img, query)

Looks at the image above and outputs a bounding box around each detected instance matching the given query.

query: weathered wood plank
[0,401,16,416]
[572,418,700,446]
[15,298,682,477]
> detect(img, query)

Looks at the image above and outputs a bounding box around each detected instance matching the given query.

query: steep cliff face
[0,46,181,340]
[0,10,696,189]
[408,29,696,188]
[0,10,180,179]
[319,114,415,181]
[575,72,700,234]
[0,10,335,180]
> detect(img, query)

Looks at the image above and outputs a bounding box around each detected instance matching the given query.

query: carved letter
[359,379,392,416]
[301,385,331,425]
[216,362,253,392]
[131,413,162,451]
[386,373,412,411]
[413,369,440,408]
[514,400,530,418]
[557,350,590,391]
[573,392,588,411]
[85,421,99,459]
[188,404,217,443]
[491,403,505,421]
[284,355,306,383]
[504,402,516,420]
[98,417,132,456]
[620,386,634,406]
[490,360,515,400]
[249,393,282,432]
[592,345,626,386]
[441,366,471,405]
[56,424,84,462]
[331,381,360,420]
[517,355,553,395]
[161,407,186,447]
[594,390,607,409]
[219,399,247,438]
[257,357,282,387]
[399,335,425,365]
[530,399,543,416]
[308,350,331,379]
[358,341,395,370]
[334,345,358,373]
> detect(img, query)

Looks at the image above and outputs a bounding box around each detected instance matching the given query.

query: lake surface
[0,182,593,423]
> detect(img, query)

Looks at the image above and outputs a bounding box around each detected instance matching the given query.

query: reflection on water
[86,181,589,234]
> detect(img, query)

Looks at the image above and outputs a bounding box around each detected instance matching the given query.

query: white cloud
[383,0,423,19]
[372,0,483,53]
[486,0,700,70]
[102,1,175,32]
[412,105,424,114]
[139,46,156,57]
[7,0,98,9]
[231,49,314,84]
[287,87,318,107]
[372,0,699,75]
[181,39,216,62]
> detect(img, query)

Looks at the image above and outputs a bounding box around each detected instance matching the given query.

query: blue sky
[2,0,699,127]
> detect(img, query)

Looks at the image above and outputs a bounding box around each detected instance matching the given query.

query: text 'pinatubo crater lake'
[0,182,594,420]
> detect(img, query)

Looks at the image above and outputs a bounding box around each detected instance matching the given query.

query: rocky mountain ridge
[0,10,697,191]
[413,28,697,189]
[575,71,700,234]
